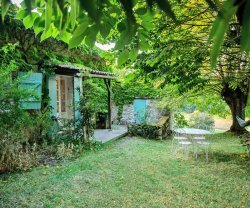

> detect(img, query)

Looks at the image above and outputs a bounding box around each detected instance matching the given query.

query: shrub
[0,44,54,172]
[174,112,188,128]
[56,143,74,160]
[189,112,215,131]
[128,124,161,139]
[0,142,38,172]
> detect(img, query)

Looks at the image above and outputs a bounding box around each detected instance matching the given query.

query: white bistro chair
[172,129,192,157]
[178,141,193,158]
[192,136,205,158]
[196,141,210,161]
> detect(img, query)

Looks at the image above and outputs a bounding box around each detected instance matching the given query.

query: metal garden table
[174,128,211,137]
[174,128,211,160]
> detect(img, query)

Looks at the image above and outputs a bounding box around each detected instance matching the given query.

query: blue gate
[134,98,146,124]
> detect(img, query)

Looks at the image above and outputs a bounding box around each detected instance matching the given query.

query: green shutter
[47,75,57,115]
[74,76,82,121]
[18,72,43,110]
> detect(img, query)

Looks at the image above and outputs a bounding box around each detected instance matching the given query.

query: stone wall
[111,99,169,125]
[111,103,135,125]
[111,103,119,124]
[120,104,135,124]
[146,100,167,123]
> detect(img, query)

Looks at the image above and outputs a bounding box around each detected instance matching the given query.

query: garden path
[94,125,127,143]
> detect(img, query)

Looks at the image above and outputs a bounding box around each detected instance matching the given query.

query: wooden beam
[104,79,112,129]
[82,74,116,79]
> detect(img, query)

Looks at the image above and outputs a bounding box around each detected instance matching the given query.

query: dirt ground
[183,113,232,130]
[213,116,232,130]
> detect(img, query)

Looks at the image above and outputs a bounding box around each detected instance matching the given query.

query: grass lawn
[1,133,249,208]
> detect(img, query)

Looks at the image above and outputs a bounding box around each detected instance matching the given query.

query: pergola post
[104,79,112,129]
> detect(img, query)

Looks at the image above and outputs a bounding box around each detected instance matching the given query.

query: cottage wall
[111,99,168,125]
[120,104,135,124]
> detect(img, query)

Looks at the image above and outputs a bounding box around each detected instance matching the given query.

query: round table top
[174,128,211,135]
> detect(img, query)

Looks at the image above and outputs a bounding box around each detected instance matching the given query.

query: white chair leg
[205,145,209,162]
[186,145,189,158]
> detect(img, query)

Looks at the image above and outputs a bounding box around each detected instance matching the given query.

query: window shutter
[18,72,43,110]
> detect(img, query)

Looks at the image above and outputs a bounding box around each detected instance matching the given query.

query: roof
[55,64,115,79]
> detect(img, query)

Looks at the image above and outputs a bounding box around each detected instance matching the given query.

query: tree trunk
[221,82,249,134]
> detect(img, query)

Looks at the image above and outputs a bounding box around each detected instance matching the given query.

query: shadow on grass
[208,151,250,167]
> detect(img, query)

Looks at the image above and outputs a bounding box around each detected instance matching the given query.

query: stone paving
[93,125,128,143]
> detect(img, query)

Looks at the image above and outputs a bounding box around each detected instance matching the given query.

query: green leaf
[139,31,150,50]
[69,34,85,49]
[136,8,147,15]
[84,24,98,48]
[241,0,250,53]
[24,0,32,12]
[60,31,71,43]
[204,0,219,11]
[118,50,129,66]
[56,0,65,12]
[115,24,136,50]
[40,26,53,41]
[100,15,113,39]
[33,18,45,35]
[45,0,52,31]
[146,0,154,9]
[16,9,30,19]
[115,30,130,50]
[129,48,138,61]
[51,24,59,38]
[79,0,99,23]
[141,10,153,31]
[1,0,11,22]
[23,13,39,29]
[155,0,176,21]
[100,22,111,39]
[70,0,77,29]
[117,21,126,32]
[120,0,135,23]
[73,18,90,37]
[209,0,237,68]
[139,39,150,51]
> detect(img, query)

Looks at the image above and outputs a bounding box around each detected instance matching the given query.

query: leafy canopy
[1,0,250,67]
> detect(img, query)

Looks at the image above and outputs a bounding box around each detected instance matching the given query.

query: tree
[135,1,250,133]
[1,0,250,65]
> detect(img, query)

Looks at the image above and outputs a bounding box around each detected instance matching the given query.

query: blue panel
[134,99,146,124]
[47,75,57,115]
[18,72,43,110]
[74,77,82,121]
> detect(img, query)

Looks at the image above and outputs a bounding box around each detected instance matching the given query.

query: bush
[0,44,55,172]
[128,124,161,139]
[174,113,188,128]
[189,112,214,131]
[56,143,74,160]
[0,142,38,172]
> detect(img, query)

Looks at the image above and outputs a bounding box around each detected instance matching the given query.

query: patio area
[93,125,128,143]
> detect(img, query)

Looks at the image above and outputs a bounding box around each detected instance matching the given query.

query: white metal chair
[192,136,206,158]
[178,141,192,158]
[172,128,190,156]
[196,141,210,161]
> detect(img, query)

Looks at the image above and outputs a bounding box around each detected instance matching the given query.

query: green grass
[1,133,250,208]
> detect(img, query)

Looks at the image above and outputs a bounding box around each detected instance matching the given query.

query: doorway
[55,75,74,119]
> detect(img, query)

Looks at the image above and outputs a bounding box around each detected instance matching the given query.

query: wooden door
[134,98,147,124]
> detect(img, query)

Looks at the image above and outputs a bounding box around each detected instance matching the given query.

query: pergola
[55,64,116,129]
